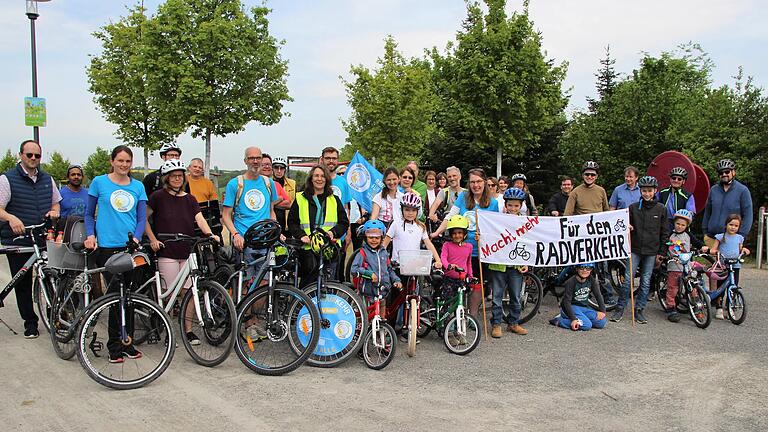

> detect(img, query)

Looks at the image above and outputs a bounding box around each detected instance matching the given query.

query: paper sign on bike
[477,209,631,266]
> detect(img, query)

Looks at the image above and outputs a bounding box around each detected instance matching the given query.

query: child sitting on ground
[350,220,401,319]
[554,263,607,331]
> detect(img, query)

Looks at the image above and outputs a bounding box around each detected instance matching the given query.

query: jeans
[490,267,522,326]
[5,252,38,329]
[557,306,606,331]
[618,253,655,310]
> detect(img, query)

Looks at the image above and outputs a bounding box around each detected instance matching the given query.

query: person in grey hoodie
[702,159,753,247]
[350,220,401,318]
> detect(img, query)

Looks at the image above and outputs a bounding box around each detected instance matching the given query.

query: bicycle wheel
[235,283,319,376]
[516,273,543,325]
[687,283,711,329]
[724,289,747,325]
[417,296,434,338]
[179,280,236,367]
[343,248,362,284]
[302,281,368,368]
[443,313,480,355]
[34,270,56,332]
[50,277,84,360]
[656,271,669,310]
[363,323,396,370]
[407,298,418,357]
[76,294,175,390]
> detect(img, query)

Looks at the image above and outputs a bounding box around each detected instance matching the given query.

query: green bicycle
[417,268,480,355]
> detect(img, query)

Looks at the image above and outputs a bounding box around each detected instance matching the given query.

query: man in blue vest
[0,140,61,338]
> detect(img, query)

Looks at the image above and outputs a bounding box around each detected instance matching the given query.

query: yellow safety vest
[296,193,340,249]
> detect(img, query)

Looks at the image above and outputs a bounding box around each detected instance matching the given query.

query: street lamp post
[25,0,51,144]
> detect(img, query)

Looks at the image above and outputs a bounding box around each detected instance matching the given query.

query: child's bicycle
[657,252,712,328]
[417,267,480,355]
[705,253,747,325]
[361,280,397,370]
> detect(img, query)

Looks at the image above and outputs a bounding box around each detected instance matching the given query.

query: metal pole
[28,14,40,143]
[758,206,765,270]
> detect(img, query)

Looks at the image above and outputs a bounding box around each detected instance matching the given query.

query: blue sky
[2,0,766,170]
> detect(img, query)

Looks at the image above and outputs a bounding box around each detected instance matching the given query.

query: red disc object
[646,151,697,193]
[692,163,710,213]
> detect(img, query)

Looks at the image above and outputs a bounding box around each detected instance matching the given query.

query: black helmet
[638,175,658,188]
[510,173,527,183]
[243,220,282,249]
[716,159,736,173]
[582,161,599,173]
[669,167,688,179]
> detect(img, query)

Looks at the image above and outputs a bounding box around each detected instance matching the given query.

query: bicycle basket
[46,240,86,271]
[398,250,433,276]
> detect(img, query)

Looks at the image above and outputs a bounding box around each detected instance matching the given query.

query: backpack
[233,174,275,216]
[351,247,390,292]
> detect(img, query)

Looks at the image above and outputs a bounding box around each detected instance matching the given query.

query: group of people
[0,139,755,351]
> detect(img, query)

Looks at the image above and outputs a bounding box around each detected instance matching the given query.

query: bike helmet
[309,230,338,261]
[581,160,600,173]
[638,175,658,188]
[362,219,386,237]
[716,159,736,173]
[446,215,469,231]
[510,173,527,183]
[503,187,526,201]
[669,166,688,179]
[158,143,182,157]
[400,192,422,210]
[160,159,186,176]
[575,262,595,270]
[272,156,288,168]
[243,220,282,249]
[673,209,694,224]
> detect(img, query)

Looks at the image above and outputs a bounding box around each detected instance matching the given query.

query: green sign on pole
[24,97,46,127]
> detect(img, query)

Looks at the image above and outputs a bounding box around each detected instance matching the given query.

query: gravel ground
[1,260,766,431]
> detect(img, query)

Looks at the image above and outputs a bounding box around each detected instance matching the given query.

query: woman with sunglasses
[487,176,504,211]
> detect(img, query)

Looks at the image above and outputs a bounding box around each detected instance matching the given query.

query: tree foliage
[0,150,17,173]
[144,0,291,176]
[84,147,112,181]
[87,6,182,169]
[42,151,71,184]
[341,36,439,168]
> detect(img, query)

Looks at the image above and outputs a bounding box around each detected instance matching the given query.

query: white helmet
[160,159,186,176]
[158,143,182,157]
[272,156,288,168]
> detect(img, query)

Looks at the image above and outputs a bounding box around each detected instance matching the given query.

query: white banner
[477,209,631,266]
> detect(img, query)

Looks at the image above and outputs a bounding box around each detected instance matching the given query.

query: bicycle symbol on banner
[614,219,627,232]
[508,243,531,261]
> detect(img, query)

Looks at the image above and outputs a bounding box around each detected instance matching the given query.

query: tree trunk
[144,147,150,177]
[496,146,502,178]
[204,129,212,178]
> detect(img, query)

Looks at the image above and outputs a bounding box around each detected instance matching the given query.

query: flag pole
[476,209,489,341]
[628,230,636,327]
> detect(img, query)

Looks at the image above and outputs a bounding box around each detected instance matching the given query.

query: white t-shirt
[373,191,404,225]
[387,221,428,263]
[427,189,437,207]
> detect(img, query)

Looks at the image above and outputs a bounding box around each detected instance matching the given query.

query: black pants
[94,248,137,355]
[6,252,38,330]
[297,249,339,288]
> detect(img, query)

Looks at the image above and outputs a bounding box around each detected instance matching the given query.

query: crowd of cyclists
[0,138,755,379]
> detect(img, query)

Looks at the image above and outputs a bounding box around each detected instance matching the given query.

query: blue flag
[345,151,383,212]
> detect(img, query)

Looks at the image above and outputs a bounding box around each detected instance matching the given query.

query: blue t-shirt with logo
[89,175,148,248]
[452,191,500,257]
[223,175,279,235]
[60,186,89,218]
[331,175,351,206]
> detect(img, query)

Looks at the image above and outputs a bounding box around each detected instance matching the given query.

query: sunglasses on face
[25,153,42,159]
[719,170,732,175]
[401,176,413,180]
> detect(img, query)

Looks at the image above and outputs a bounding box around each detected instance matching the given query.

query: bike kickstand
[0,317,18,335]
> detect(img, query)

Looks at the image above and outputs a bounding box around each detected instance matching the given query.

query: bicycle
[0,221,57,334]
[705,253,747,325]
[417,268,480,355]
[75,234,175,390]
[501,270,543,325]
[231,221,321,376]
[657,252,712,328]
[131,233,237,367]
[360,280,397,370]
[507,243,531,261]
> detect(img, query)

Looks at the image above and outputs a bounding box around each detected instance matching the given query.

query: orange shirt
[187,175,218,203]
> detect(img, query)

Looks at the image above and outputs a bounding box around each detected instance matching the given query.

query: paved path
[1,260,766,431]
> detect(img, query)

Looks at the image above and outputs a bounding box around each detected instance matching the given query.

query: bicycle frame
[385,275,420,327]
[0,223,51,310]
[365,292,387,349]
[706,260,740,303]
[433,285,467,336]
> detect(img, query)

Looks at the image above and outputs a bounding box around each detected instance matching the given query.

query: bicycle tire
[343,247,362,286]
[76,294,175,390]
[687,282,711,329]
[443,313,480,355]
[417,296,434,338]
[724,289,747,325]
[179,280,236,367]
[516,273,543,325]
[34,270,56,333]
[234,283,320,376]
[407,298,418,357]
[302,281,368,368]
[50,277,83,360]
[363,322,396,370]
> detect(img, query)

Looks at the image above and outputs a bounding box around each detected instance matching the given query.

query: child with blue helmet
[553,263,607,331]
[350,220,401,319]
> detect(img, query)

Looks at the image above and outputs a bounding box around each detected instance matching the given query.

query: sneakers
[549,315,560,326]
[507,324,528,335]
[109,352,124,364]
[666,311,681,323]
[123,345,143,359]
[635,309,647,324]
[186,331,201,346]
[604,298,618,308]
[610,308,624,322]
[23,327,39,339]
[715,308,724,320]
[491,325,502,338]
